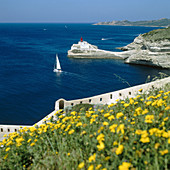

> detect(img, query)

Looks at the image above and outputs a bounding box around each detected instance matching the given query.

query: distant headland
[93,18,170,27]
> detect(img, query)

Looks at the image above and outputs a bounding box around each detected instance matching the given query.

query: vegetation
[142,27,170,41]
[0,84,170,169]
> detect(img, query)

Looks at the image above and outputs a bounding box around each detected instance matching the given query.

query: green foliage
[142,27,170,41]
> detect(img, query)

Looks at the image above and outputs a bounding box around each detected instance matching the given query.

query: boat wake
[101,38,114,41]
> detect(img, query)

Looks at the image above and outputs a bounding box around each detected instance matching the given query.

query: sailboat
[53,54,62,72]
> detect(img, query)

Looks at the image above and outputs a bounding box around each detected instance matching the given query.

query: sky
[0,0,170,23]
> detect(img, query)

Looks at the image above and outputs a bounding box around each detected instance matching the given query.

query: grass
[0,84,169,170]
[142,27,170,41]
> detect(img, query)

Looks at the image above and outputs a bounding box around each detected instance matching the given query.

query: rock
[121,28,170,68]
[67,39,128,59]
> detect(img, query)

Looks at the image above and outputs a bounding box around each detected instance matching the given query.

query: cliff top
[142,26,170,41]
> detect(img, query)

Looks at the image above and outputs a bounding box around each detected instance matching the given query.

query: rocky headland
[68,27,170,68]
[94,18,170,27]
[119,27,170,68]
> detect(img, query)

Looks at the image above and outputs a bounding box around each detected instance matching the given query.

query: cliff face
[120,27,170,68]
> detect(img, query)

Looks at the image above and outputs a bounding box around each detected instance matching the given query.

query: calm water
[0,23,169,125]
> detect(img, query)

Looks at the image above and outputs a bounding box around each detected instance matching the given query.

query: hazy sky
[1,0,170,23]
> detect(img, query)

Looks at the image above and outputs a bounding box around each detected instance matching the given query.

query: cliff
[94,18,170,27]
[120,27,170,68]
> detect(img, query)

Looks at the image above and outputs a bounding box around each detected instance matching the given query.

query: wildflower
[88,165,94,170]
[97,141,105,151]
[130,99,134,104]
[163,117,168,121]
[103,122,109,126]
[138,89,143,92]
[140,137,150,143]
[30,142,35,146]
[78,162,85,169]
[117,124,125,134]
[67,153,70,156]
[108,103,114,108]
[109,124,117,133]
[6,140,13,146]
[116,145,124,155]
[142,109,148,115]
[108,115,115,121]
[3,154,8,160]
[27,139,32,143]
[76,122,83,127]
[97,134,105,142]
[145,115,154,123]
[165,105,170,110]
[124,103,130,107]
[154,143,160,149]
[5,147,10,152]
[96,164,102,169]
[68,129,75,135]
[89,153,96,162]
[56,152,58,155]
[105,156,110,161]
[104,113,110,117]
[160,149,168,155]
[116,112,124,119]
[80,131,86,136]
[119,162,131,170]
[113,141,118,146]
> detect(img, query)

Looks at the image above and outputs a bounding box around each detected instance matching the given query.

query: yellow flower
[119,162,131,170]
[96,164,102,169]
[67,153,70,156]
[78,162,85,169]
[30,142,35,146]
[108,103,114,108]
[68,129,75,135]
[97,141,105,151]
[140,137,150,143]
[116,112,124,119]
[116,145,124,155]
[97,134,105,142]
[109,124,117,133]
[142,109,148,115]
[108,115,115,121]
[27,139,32,143]
[56,152,58,155]
[165,105,170,110]
[138,89,143,92]
[89,153,96,162]
[124,103,130,107]
[88,165,94,170]
[6,140,13,146]
[117,124,125,134]
[113,141,118,145]
[103,122,109,126]
[104,156,110,161]
[154,143,160,149]
[5,147,10,152]
[76,122,83,127]
[104,113,110,117]
[160,149,168,155]
[3,154,8,160]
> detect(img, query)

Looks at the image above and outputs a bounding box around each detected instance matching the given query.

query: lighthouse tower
[80,37,83,42]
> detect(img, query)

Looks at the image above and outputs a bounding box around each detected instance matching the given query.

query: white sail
[54,54,62,72]
[56,55,61,70]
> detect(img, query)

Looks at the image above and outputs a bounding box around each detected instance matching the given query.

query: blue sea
[0,23,169,125]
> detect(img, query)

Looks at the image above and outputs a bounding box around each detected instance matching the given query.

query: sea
[0,23,169,125]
